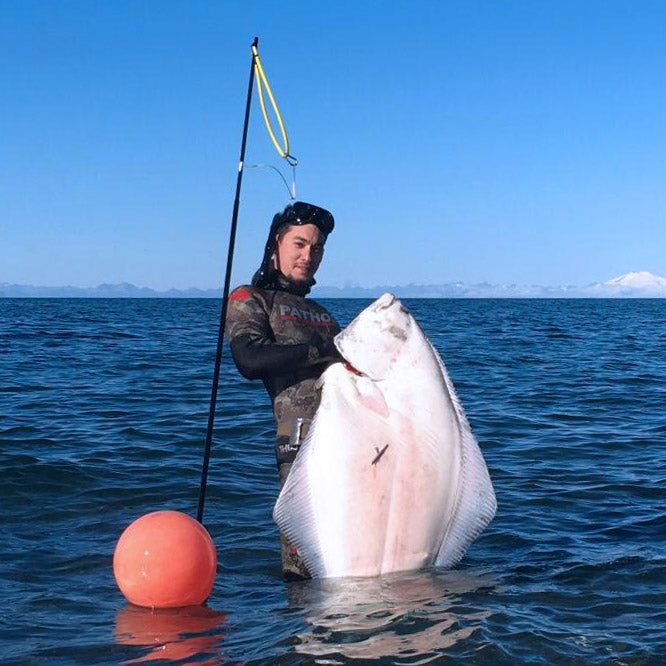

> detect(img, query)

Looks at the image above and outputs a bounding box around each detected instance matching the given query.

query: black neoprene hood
[251,201,335,290]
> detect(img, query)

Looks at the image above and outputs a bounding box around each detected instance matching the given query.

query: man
[225,201,341,578]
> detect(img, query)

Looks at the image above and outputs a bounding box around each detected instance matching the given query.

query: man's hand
[309,333,344,365]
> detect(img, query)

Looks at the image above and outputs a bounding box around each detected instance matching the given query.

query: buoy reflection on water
[114,603,228,665]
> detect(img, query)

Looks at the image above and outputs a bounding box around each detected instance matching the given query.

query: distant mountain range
[2,272,666,298]
[0,282,223,298]
[316,271,666,298]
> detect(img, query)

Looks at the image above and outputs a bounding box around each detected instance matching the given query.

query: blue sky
[3,1,665,290]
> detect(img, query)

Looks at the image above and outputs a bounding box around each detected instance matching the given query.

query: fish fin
[425,338,474,434]
[435,425,497,567]
[425,338,497,567]
[273,415,328,578]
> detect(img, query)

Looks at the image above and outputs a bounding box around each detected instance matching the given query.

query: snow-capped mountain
[585,271,666,297]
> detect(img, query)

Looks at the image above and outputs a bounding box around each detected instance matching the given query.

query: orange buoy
[113,510,217,608]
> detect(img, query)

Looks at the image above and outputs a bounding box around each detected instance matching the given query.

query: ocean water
[1,297,665,665]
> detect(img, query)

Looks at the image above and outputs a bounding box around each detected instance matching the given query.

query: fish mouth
[335,340,364,377]
[337,345,374,379]
[343,360,364,376]
[315,358,367,392]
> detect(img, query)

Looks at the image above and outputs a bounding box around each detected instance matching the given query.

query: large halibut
[273,293,496,578]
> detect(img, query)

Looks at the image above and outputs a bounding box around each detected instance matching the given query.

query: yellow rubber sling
[251,43,297,165]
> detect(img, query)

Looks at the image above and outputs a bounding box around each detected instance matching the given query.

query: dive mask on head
[274,202,335,237]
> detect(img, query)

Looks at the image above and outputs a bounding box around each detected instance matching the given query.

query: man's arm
[225,287,335,380]
[229,333,313,379]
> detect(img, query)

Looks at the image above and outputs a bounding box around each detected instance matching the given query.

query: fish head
[334,293,412,381]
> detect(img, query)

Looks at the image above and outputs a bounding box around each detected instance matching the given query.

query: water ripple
[1,298,665,664]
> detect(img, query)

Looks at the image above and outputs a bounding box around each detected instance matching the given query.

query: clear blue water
[2,298,665,665]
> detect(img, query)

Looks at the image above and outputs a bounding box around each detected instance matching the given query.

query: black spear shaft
[197,37,258,524]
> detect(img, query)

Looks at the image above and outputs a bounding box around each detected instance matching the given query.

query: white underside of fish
[273,294,496,578]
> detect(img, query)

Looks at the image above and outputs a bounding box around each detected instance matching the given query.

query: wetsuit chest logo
[279,304,334,327]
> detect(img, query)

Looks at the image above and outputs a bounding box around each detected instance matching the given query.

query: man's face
[276,223,325,283]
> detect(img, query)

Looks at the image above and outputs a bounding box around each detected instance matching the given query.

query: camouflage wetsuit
[225,273,340,577]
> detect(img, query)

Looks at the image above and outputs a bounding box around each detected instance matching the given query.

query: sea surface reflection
[286,569,495,663]
[114,604,229,665]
